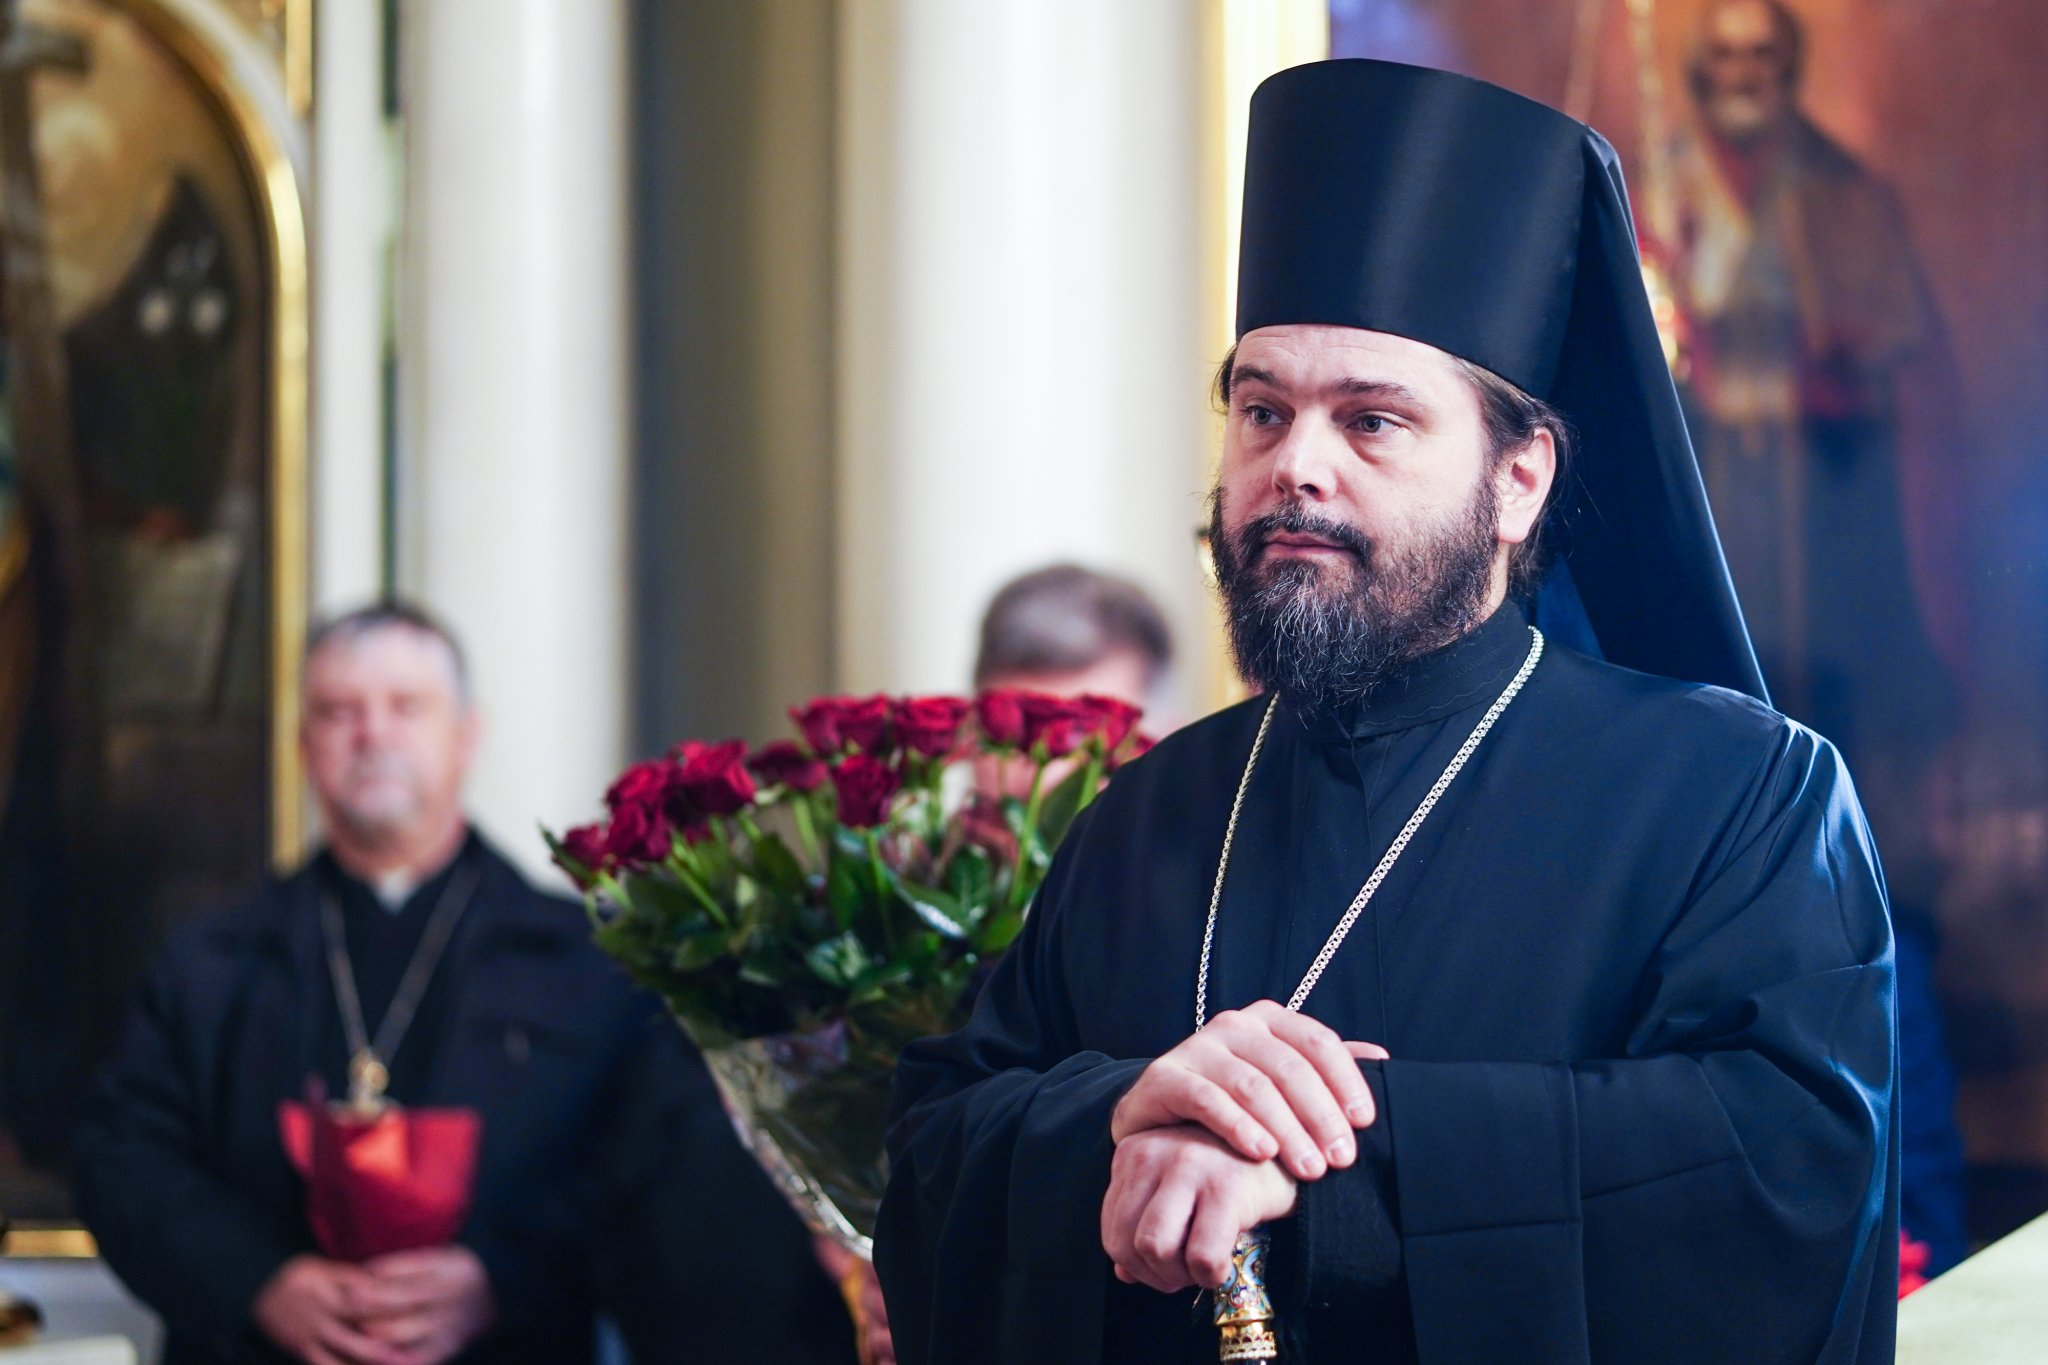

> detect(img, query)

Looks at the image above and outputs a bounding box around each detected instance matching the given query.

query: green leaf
[739,948,799,989]
[893,878,968,940]
[978,898,1027,955]
[899,929,946,970]
[630,865,731,934]
[749,832,809,898]
[732,874,761,925]
[846,959,914,1006]
[826,849,868,931]
[805,930,873,987]
[1035,761,1096,850]
[671,930,731,971]
[943,847,995,928]
[593,917,654,970]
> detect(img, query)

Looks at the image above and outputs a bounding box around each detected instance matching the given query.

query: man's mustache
[1235,505,1374,566]
[342,752,420,785]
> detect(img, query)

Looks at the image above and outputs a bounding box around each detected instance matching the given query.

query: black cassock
[877,608,1896,1363]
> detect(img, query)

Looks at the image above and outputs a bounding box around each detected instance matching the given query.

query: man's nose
[354,705,398,747]
[1269,423,1344,502]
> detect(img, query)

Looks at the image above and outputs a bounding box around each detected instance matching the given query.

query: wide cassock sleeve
[1296,726,1898,1363]
[875,811,1148,1365]
[72,945,300,1357]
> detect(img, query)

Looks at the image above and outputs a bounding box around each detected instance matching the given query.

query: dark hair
[305,599,471,699]
[1213,343,1573,601]
[973,565,1173,688]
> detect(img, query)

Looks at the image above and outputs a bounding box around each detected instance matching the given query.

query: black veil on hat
[1238,59,1768,701]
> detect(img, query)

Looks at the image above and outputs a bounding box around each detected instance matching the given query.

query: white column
[836,0,1215,720]
[309,0,388,614]
[398,0,629,881]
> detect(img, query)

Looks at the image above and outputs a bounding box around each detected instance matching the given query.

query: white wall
[397,0,631,880]
[836,0,1215,719]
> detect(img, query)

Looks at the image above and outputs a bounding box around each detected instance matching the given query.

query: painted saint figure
[1656,0,1956,899]
[1650,0,1968,1271]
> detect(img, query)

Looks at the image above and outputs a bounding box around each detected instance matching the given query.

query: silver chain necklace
[1195,627,1545,1030]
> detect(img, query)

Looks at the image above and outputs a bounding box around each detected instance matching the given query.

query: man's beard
[330,751,428,842]
[1703,86,1786,143]
[1208,476,1500,719]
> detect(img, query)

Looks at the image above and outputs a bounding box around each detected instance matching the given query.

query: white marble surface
[1898,1212,2048,1363]
[0,1260,156,1365]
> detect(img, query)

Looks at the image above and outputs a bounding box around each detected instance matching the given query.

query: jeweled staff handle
[1214,1226,1278,1362]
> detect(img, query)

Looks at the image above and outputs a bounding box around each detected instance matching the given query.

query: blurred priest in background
[877,61,1896,1363]
[75,602,853,1365]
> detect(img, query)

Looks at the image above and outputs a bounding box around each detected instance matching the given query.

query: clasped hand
[253,1245,495,1365]
[1102,1000,1387,1293]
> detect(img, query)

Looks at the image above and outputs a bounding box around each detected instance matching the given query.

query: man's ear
[1495,428,1557,548]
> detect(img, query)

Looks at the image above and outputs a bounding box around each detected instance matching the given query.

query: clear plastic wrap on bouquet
[698,1021,891,1258]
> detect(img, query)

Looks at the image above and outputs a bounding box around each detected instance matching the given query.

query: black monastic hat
[1239,59,1767,701]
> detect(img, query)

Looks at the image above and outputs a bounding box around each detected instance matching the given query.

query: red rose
[748,740,829,793]
[974,689,1031,747]
[674,738,756,817]
[789,699,846,754]
[556,823,613,885]
[830,754,902,828]
[606,758,681,814]
[951,795,1018,866]
[1075,694,1143,752]
[1019,693,1088,758]
[790,695,893,756]
[604,800,673,867]
[1109,731,1157,770]
[893,696,971,758]
[837,695,892,754]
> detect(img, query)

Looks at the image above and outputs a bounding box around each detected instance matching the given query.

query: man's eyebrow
[1332,377,1427,406]
[1231,364,1427,408]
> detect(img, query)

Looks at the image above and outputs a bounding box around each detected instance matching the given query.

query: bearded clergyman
[874,60,1895,1364]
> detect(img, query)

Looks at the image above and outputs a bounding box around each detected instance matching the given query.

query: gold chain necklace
[1194,627,1545,1030]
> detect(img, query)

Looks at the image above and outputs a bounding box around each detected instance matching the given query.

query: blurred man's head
[973,564,1173,709]
[1690,0,1804,144]
[300,602,476,863]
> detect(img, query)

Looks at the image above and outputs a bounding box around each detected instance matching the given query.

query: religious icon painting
[0,0,307,1224]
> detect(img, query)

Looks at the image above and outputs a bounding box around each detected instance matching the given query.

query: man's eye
[1353,414,1391,435]
[1240,402,1281,426]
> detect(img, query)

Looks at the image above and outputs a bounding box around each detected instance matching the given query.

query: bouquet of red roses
[551,690,1148,1253]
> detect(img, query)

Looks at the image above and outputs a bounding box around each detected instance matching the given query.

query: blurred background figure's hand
[252,1255,404,1365]
[356,1245,496,1365]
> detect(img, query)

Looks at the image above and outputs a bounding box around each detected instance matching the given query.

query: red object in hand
[278,1101,481,1262]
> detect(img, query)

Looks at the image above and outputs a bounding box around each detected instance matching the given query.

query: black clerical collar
[315,828,480,918]
[1286,605,1533,743]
